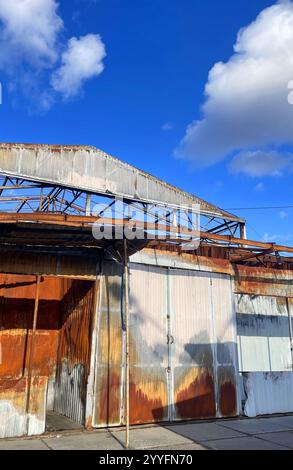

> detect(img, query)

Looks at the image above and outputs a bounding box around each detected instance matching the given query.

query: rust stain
[233,265,293,297]
[218,366,237,417]
[95,273,124,427]
[219,381,237,417]
[129,377,167,424]
[175,368,216,419]
[97,369,121,425]
[56,279,96,403]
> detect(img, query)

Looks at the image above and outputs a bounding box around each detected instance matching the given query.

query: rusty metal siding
[170,270,238,420]
[0,251,98,279]
[235,294,292,372]
[0,377,47,438]
[54,280,95,424]
[211,274,238,417]
[0,274,61,382]
[234,265,293,297]
[170,270,216,420]
[129,264,169,424]
[93,262,124,427]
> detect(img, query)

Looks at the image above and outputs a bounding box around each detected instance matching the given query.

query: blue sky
[0,0,292,245]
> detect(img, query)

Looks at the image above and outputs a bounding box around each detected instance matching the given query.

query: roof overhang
[0,143,244,223]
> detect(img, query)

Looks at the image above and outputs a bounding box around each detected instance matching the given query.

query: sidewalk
[1,415,293,450]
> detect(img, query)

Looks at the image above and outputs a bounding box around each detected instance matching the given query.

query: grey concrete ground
[0,415,293,450]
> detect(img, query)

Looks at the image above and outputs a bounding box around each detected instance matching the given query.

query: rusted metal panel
[170,269,217,420]
[131,249,233,275]
[129,264,169,424]
[233,265,293,297]
[0,377,47,438]
[235,294,292,372]
[211,274,238,417]
[93,262,124,427]
[0,274,61,381]
[0,251,98,279]
[170,269,238,419]
[242,372,293,417]
[54,280,95,425]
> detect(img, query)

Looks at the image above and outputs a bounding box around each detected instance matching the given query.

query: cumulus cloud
[51,34,106,99]
[0,0,106,109]
[229,150,293,177]
[175,1,293,174]
[0,0,62,68]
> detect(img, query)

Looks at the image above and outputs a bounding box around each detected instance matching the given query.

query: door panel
[170,270,217,420]
[129,264,169,424]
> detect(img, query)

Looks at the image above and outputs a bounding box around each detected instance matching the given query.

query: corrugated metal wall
[234,265,293,417]
[236,294,292,372]
[0,274,97,437]
[93,262,239,426]
[54,280,96,425]
[93,263,124,427]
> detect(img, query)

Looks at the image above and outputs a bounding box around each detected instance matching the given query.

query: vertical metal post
[240,223,247,240]
[124,239,130,449]
[286,298,293,371]
[86,193,91,216]
[25,275,41,429]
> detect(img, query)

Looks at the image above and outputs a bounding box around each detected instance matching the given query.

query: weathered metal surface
[129,264,169,424]
[0,143,242,221]
[93,262,124,427]
[170,269,238,419]
[170,269,216,420]
[211,274,238,417]
[0,377,47,438]
[54,280,95,425]
[130,249,233,275]
[234,265,293,297]
[0,274,61,381]
[242,372,293,417]
[0,251,98,279]
[235,294,292,372]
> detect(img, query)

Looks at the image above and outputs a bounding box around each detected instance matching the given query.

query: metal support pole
[240,223,247,240]
[286,298,293,371]
[86,193,91,216]
[124,239,130,449]
[25,275,41,431]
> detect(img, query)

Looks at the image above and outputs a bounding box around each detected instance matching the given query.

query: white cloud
[161,122,173,131]
[254,182,264,191]
[280,210,289,219]
[263,232,292,243]
[0,0,62,68]
[51,34,106,99]
[0,1,106,109]
[229,150,293,177]
[176,1,293,173]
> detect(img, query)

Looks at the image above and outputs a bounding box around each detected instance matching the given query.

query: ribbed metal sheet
[93,262,124,427]
[0,143,241,220]
[171,270,238,419]
[242,372,293,417]
[0,377,47,438]
[236,294,292,372]
[54,280,95,425]
[129,264,169,424]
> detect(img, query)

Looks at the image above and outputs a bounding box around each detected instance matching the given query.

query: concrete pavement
[0,415,293,450]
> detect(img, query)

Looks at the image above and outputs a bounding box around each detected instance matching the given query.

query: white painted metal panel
[236,294,292,372]
[243,372,293,417]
